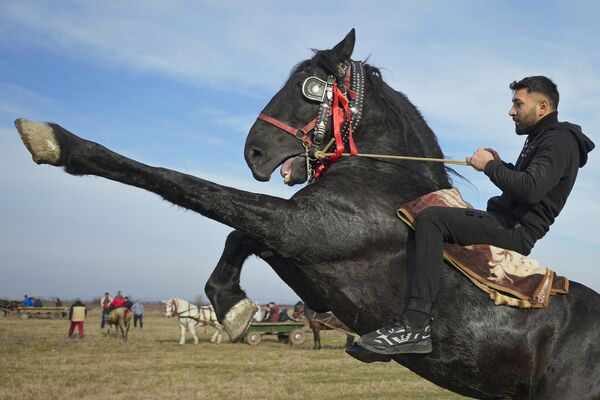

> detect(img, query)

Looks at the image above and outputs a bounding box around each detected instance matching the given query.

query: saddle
[397,188,568,308]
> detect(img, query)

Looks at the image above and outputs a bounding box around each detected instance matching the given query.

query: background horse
[14,29,600,399]
[106,307,131,341]
[163,297,225,345]
[299,304,355,350]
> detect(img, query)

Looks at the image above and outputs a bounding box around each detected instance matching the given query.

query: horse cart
[17,306,68,320]
[243,321,306,346]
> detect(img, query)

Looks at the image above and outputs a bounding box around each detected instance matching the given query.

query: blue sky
[1,1,598,304]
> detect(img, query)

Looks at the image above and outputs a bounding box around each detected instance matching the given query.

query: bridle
[257,59,365,181]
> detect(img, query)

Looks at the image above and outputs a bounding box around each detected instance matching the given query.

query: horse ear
[331,28,356,60]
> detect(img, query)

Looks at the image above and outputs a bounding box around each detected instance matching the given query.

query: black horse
[14,30,600,399]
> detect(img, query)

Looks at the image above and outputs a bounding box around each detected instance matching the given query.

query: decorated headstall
[257,60,365,182]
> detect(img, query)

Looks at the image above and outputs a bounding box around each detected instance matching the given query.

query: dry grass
[0,306,467,400]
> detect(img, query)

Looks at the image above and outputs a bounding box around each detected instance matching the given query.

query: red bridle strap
[312,83,356,179]
[257,113,317,147]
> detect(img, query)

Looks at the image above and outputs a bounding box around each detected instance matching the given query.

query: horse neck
[346,75,451,191]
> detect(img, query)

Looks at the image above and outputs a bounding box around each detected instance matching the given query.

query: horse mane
[287,50,466,189]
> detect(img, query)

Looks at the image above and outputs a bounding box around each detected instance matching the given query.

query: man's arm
[483,133,578,204]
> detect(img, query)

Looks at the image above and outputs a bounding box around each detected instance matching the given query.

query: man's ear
[538,98,550,116]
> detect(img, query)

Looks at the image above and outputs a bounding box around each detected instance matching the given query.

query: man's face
[509,88,542,135]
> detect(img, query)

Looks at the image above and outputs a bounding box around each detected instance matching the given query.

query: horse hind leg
[124,319,130,342]
[211,325,224,344]
[210,329,220,344]
[179,323,186,345]
[189,322,199,344]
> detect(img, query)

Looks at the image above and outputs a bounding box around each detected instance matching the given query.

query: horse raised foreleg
[14,119,295,243]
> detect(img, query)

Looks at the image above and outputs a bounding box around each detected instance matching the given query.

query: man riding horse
[359,76,594,355]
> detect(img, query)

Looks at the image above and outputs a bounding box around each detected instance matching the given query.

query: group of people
[255,301,293,323]
[22,295,63,307]
[61,290,145,340]
[100,291,145,329]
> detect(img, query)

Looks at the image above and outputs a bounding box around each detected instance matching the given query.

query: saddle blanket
[396,188,568,308]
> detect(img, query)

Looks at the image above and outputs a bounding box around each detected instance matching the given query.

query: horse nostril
[248,147,263,162]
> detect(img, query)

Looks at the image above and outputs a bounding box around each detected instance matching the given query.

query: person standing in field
[132,300,144,328]
[100,292,112,329]
[67,299,87,339]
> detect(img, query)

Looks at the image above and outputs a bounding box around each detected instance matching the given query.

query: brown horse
[107,307,132,341]
[297,303,355,350]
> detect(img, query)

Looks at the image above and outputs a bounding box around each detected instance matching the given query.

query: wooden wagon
[17,306,69,320]
[243,321,307,346]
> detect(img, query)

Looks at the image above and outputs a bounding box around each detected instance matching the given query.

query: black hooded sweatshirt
[484,111,594,247]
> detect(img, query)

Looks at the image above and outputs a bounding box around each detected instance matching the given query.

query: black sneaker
[345,342,392,363]
[358,317,432,355]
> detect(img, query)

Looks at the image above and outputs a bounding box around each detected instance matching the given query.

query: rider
[359,76,595,355]
[108,291,127,313]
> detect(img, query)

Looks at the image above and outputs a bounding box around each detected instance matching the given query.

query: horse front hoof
[14,118,62,165]
[222,298,258,342]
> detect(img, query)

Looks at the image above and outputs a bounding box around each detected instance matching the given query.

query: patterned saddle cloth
[396,188,568,308]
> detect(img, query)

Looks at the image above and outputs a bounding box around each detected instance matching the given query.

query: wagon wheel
[51,312,62,320]
[245,332,261,345]
[20,313,30,320]
[289,329,306,345]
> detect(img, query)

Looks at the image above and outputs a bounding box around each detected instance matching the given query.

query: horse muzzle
[280,155,308,186]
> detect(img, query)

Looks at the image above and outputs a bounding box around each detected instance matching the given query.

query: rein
[314,150,469,166]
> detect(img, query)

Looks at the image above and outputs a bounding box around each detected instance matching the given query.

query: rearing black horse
[14,30,600,399]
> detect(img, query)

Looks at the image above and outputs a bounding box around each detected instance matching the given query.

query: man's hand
[466,148,496,171]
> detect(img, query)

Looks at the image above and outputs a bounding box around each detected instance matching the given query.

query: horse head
[244,29,358,186]
[245,28,450,190]
[163,298,176,318]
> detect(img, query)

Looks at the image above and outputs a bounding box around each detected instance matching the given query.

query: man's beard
[513,107,538,135]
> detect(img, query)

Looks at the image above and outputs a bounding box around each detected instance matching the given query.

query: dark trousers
[134,314,143,328]
[101,311,109,328]
[407,206,535,314]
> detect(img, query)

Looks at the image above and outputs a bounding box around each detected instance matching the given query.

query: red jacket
[111,297,127,308]
[266,305,280,322]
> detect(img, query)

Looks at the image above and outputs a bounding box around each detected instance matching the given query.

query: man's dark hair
[510,76,559,110]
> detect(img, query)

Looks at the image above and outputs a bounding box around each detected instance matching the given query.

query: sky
[1,1,598,305]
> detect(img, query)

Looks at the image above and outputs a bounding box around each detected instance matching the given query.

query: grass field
[0,305,467,400]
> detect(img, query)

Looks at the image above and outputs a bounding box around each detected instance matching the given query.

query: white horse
[163,297,226,345]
